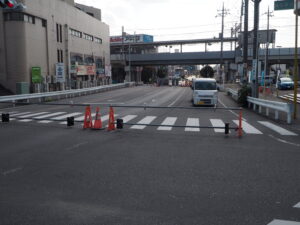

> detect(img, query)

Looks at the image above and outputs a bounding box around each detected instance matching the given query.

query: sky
[75,0,299,51]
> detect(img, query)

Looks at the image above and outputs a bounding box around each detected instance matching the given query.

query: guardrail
[226,88,239,101]
[0,82,135,104]
[247,96,293,124]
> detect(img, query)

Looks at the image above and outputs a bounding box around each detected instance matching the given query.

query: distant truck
[191,78,218,106]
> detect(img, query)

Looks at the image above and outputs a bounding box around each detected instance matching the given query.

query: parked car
[276,77,294,90]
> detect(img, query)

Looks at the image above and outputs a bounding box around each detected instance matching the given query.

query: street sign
[56,63,65,83]
[31,67,42,83]
[274,0,294,11]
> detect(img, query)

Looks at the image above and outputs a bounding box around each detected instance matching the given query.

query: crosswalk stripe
[158,117,177,131]
[50,112,82,121]
[121,115,137,123]
[294,202,300,208]
[38,120,53,124]
[185,118,200,132]
[19,119,33,123]
[267,220,300,225]
[10,112,32,116]
[34,112,66,119]
[210,119,228,133]
[131,116,157,130]
[18,112,48,119]
[233,120,263,134]
[258,121,297,136]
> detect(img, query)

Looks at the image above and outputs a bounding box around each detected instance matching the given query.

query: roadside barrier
[1,102,243,137]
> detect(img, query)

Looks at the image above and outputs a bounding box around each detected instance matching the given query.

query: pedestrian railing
[0,83,135,104]
[247,96,293,124]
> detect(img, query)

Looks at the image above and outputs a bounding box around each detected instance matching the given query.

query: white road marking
[131,116,157,130]
[294,202,300,208]
[34,112,66,119]
[233,120,262,134]
[185,118,200,132]
[60,113,95,125]
[269,134,300,147]
[267,219,300,225]
[210,119,228,133]
[18,119,33,122]
[18,112,48,119]
[158,117,177,131]
[10,112,32,116]
[38,120,53,124]
[65,142,88,151]
[218,99,247,121]
[51,112,82,121]
[258,121,298,136]
[2,167,22,176]
[121,115,137,123]
[168,90,185,107]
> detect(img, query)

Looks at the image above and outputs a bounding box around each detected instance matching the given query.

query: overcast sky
[75,0,298,51]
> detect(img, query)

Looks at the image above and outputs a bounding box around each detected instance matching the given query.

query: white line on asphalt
[168,90,185,107]
[268,134,300,147]
[65,142,88,151]
[233,120,262,134]
[2,167,22,176]
[18,112,48,119]
[185,118,200,132]
[218,99,247,122]
[210,119,228,133]
[121,115,137,123]
[267,219,300,225]
[294,202,300,208]
[18,119,33,122]
[157,117,177,131]
[131,116,157,130]
[10,112,32,116]
[51,112,82,120]
[258,121,298,136]
[60,113,96,125]
[34,112,66,119]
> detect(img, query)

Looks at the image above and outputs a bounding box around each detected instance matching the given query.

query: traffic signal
[0,0,15,8]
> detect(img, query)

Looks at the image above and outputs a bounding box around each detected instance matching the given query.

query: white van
[191,78,218,106]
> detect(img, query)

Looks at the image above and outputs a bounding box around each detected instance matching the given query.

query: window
[42,19,47,27]
[83,33,93,41]
[95,37,102,44]
[57,24,62,43]
[57,49,63,63]
[23,14,35,24]
[70,28,82,38]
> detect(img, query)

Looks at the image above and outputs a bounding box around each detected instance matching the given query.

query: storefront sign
[105,65,112,77]
[56,63,65,83]
[76,65,87,75]
[86,65,96,75]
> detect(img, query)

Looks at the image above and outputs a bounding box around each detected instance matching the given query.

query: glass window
[194,81,217,90]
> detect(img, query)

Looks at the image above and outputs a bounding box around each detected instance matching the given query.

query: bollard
[116,119,124,129]
[67,117,74,127]
[2,113,10,123]
[225,123,229,135]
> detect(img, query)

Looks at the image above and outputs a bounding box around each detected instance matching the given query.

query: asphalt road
[0,86,299,225]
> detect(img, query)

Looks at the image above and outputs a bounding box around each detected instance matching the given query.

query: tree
[200,66,214,78]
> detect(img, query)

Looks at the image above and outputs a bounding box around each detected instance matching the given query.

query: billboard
[110,34,154,44]
[31,67,42,83]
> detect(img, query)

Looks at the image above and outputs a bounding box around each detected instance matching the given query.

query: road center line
[168,89,186,107]
[218,98,247,121]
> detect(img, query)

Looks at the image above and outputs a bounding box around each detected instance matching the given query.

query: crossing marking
[19,119,33,122]
[294,202,300,208]
[258,121,297,136]
[233,120,262,134]
[38,120,53,124]
[158,117,177,131]
[121,115,137,123]
[10,112,32,116]
[185,118,200,132]
[59,113,96,125]
[50,112,82,121]
[18,112,48,119]
[34,112,66,119]
[131,116,157,130]
[210,119,227,133]
[267,219,300,225]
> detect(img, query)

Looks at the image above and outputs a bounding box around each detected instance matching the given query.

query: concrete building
[0,0,110,94]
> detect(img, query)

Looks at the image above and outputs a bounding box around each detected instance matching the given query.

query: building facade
[0,0,110,94]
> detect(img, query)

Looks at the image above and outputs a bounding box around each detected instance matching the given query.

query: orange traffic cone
[93,107,102,130]
[107,106,115,131]
[83,106,93,129]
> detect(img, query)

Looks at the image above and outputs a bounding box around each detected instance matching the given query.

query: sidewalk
[224,83,300,125]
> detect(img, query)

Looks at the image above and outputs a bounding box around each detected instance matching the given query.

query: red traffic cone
[107,106,115,131]
[83,106,93,129]
[93,107,102,130]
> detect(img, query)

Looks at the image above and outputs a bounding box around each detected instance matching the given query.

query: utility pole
[252,0,261,98]
[293,0,299,119]
[216,2,230,84]
[263,6,273,95]
[243,0,249,84]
